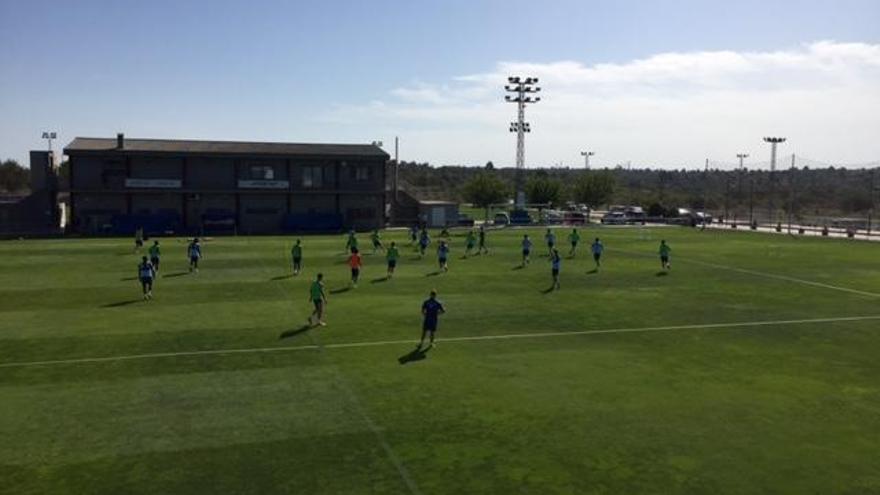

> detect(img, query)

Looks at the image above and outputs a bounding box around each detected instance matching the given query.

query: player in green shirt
[659,240,671,271]
[371,229,384,253]
[464,229,476,257]
[148,240,161,272]
[568,228,581,256]
[345,230,358,253]
[291,239,303,276]
[386,242,400,278]
[308,273,327,326]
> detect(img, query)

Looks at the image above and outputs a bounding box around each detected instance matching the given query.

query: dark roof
[64,137,389,158]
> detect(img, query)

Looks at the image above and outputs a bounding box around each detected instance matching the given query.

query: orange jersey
[349,253,362,268]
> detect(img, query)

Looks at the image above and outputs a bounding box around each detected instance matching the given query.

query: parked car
[493,212,510,226]
[695,212,713,225]
[509,209,532,225]
[456,213,475,227]
[544,209,564,224]
[601,211,627,225]
[563,211,587,225]
[624,206,646,224]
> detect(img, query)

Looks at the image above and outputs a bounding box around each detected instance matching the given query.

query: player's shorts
[593,253,601,261]
[522,249,530,256]
[135,240,143,247]
[571,242,578,247]
[661,255,669,263]
[139,276,153,285]
[387,259,397,268]
[422,320,438,332]
[312,299,323,311]
[467,243,475,249]
[438,257,447,264]
[150,256,160,265]
[552,268,559,276]
[293,256,302,265]
[190,256,199,264]
[547,242,555,248]
[373,241,381,248]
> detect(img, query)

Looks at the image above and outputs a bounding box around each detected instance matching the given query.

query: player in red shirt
[348,248,363,287]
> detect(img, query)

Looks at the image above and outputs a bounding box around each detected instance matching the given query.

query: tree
[485,161,495,170]
[0,159,29,193]
[525,176,563,221]
[572,172,615,209]
[462,172,510,220]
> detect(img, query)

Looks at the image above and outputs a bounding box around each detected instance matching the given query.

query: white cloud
[326,41,880,168]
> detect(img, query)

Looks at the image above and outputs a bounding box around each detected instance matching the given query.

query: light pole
[42,131,57,153]
[580,151,594,170]
[763,137,786,224]
[505,76,541,208]
[735,153,748,220]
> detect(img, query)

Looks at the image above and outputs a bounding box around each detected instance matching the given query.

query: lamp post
[763,137,786,224]
[505,76,541,208]
[42,131,57,153]
[580,151,594,170]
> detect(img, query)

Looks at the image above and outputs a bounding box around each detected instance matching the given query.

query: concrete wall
[187,157,235,189]
[239,194,287,234]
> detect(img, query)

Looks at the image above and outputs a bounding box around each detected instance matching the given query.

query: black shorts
[140,277,153,285]
[150,256,160,265]
[190,256,199,264]
[552,268,559,276]
[387,259,397,268]
[422,321,438,332]
[293,256,302,265]
[351,268,360,277]
[313,299,323,311]
[522,249,530,256]
[438,257,447,264]
[571,242,578,247]
[661,255,669,263]
[548,242,555,249]
[135,240,143,247]
[593,253,601,261]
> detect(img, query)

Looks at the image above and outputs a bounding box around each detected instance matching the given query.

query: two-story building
[64,135,388,234]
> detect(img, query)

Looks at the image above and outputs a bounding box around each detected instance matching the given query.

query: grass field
[1,226,879,494]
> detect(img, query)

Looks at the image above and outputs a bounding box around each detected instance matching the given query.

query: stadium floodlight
[736,153,749,170]
[41,131,57,153]
[580,151,595,170]
[763,137,786,172]
[505,75,542,208]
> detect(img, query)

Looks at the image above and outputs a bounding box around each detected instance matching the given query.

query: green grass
[1,227,879,494]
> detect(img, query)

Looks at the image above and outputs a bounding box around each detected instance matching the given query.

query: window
[355,166,371,182]
[102,160,126,187]
[249,165,274,180]
[303,166,323,188]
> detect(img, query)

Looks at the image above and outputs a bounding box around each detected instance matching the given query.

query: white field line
[612,248,880,299]
[3,314,878,370]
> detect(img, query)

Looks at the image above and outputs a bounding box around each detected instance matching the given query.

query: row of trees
[0,159,29,193]
[461,170,616,218]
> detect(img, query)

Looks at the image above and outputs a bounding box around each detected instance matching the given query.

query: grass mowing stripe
[248,237,424,495]
[611,247,880,299]
[3,314,877,369]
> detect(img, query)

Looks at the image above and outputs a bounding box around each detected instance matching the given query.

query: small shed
[418,200,459,228]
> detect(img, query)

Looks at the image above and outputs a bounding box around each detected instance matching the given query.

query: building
[417,200,459,228]
[0,151,61,236]
[64,135,388,234]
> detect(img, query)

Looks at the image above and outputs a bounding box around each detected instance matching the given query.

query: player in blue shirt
[521,234,533,266]
[188,238,202,273]
[591,237,605,270]
[417,290,446,350]
[437,240,450,272]
[550,248,561,290]
[545,228,556,256]
[138,256,155,300]
[418,228,431,257]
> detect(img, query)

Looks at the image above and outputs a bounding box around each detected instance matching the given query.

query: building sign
[237,180,290,189]
[124,178,182,188]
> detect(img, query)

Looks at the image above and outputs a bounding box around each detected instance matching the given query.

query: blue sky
[2,0,879,168]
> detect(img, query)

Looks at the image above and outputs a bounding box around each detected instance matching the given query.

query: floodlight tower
[763,137,786,224]
[580,150,595,170]
[736,153,749,170]
[42,131,57,153]
[736,152,749,197]
[505,76,541,208]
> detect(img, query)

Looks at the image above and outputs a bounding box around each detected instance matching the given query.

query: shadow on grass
[541,286,557,294]
[586,268,599,275]
[656,271,669,277]
[371,276,389,284]
[398,348,428,365]
[425,271,441,277]
[511,264,524,271]
[329,287,351,294]
[270,274,292,281]
[279,325,312,340]
[120,276,138,281]
[102,299,142,308]
[164,271,189,278]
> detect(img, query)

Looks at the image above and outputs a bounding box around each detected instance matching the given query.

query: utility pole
[580,150,594,170]
[788,154,796,234]
[869,168,876,238]
[764,137,786,225]
[505,76,541,209]
[749,171,755,227]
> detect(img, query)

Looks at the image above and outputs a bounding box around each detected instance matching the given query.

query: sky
[1,0,879,169]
